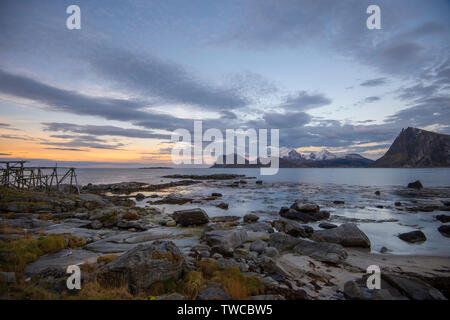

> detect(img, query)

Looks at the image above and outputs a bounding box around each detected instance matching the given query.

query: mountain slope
[374,127,450,167]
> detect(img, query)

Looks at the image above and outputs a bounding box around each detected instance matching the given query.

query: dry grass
[97,254,118,264]
[211,267,264,300]
[68,281,134,300]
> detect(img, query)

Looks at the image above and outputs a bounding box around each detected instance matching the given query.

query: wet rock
[438,225,450,237]
[163,174,245,180]
[408,180,423,190]
[319,222,337,229]
[203,229,248,251]
[211,193,222,197]
[333,200,345,205]
[250,240,267,254]
[215,202,229,210]
[244,222,273,233]
[374,191,381,196]
[255,180,263,185]
[135,193,146,201]
[398,230,426,243]
[436,215,450,223]
[293,239,347,265]
[395,202,402,206]
[312,223,371,248]
[380,246,390,253]
[271,219,313,238]
[97,241,184,294]
[279,201,329,223]
[196,282,231,300]
[150,196,193,205]
[244,214,259,223]
[172,208,209,226]
[211,216,240,223]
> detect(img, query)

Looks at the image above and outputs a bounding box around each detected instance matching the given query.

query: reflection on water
[73,168,450,256]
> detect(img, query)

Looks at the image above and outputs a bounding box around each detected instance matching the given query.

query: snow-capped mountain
[278,147,304,161]
[314,149,337,161]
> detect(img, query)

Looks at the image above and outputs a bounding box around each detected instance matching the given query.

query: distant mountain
[374,127,450,167]
[315,149,337,161]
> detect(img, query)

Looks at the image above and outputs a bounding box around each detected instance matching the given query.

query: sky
[0,0,449,167]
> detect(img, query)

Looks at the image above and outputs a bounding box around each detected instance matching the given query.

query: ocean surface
[73,168,450,256]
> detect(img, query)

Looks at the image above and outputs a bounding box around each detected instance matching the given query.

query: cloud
[364,96,381,103]
[42,123,170,140]
[0,153,11,156]
[280,91,331,111]
[360,78,387,87]
[40,135,125,150]
[44,147,85,152]
[263,111,311,128]
[85,46,248,110]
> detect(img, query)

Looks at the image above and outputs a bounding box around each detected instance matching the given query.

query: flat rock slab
[24,249,100,276]
[312,223,371,248]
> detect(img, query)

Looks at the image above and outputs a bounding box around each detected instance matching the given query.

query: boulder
[172,208,209,226]
[250,240,267,254]
[408,180,423,190]
[398,230,426,243]
[215,202,229,210]
[97,241,184,294]
[203,229,248,251]
[319,222,337,229]
[438,225,450,237]
[344,274,446,300]
[243,214,259,223]
[244,222,273,233]
[268,232,301,251]
[135,193,146,201]
[312,223,371,248]
[271,219,313,238]
[279,201,329,223]
[436,215,450,223]
[293,239,347,264]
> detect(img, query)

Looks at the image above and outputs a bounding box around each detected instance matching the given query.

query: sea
[73,168,450,256]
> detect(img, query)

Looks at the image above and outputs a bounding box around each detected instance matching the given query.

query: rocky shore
[0,177,449,300]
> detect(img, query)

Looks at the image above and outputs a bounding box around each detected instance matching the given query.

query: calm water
[72,168,450,256]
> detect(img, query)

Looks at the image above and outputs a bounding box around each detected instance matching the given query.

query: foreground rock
[293,239,347,265]
[271,219,313,238]
[438,225,450,237]
[279,200,329,223]
[398,230,426,243]
[436,215,450,223]
[344,274,446,300]
[172,208,209,226]
[196,282,231,300]
[202,229,248,252]
[312,223,371,248]
[97,241,184,294]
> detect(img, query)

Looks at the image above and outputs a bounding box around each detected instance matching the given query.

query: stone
[243,214,259,223]
[166,220,177,227]
[255,180,263,185]
[408,180,423,190]
[196,282,231,300]
[250,240,267,254]
[97,241,184,294]
[319,222,337,229]
[271,219,313,238]
[438,225,450,237]
[279,201,329,223]
[398,230,426,243]
[312,223,371,248]
[90,220,103,230]
[172,208,209,226]
[374,191,381,196]
[436,215,450,223]
[203,229,248,251]
[245,222,273,233]
[215,202,229,210]
[333,200,345,205]
[292,239,347,265]
[263,247,279,258]
[395,202,402,206]
[210,216,240,223]
[211,193,222,197]
[268,232,301,251]
[135,193,146,201]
